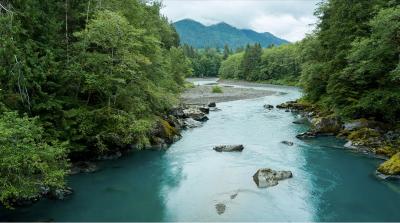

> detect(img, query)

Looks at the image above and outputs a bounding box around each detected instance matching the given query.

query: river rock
[215,203,226,215]
[182,107,208,122]
[213,144,244,152]
[264,104,274,110]
[209,107,221,112]
[97,151,122,160]
[198,106,210,114]
[70,161,98,175]
[377,152,400,176]
[276,100,308,111]
[281,141,294,146]
[47,187,74,200]
[208,102,216,107]
[183,118,203,128]
[311,116,342,134]
[253,168,293,188]
[296,131,317,139]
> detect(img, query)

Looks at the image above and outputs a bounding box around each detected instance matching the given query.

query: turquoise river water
[1,82,400,221]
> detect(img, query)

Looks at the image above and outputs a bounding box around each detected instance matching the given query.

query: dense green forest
[173,19,289,49]
[0,0,191,207]
[182,44,223,77]
[219,0,400,123]
[219,43,301,85]
[299,0,400,123]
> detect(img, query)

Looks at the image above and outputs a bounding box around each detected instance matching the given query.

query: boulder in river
[208,102,216,107]
[263,104,274,110]
[377,152,400,176]
[311,116,343,134]
[296,131,317,139]
[183,118,202,128]
[70,161,98,175]
[183,107,208,122]
[281,141,294,146]
[253,168,293,188]
[215,203,226,215]
[46,187,74,200]
[198,106,210,114]
[213,144,244,152]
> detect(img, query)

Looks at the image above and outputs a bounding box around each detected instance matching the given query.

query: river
[1,81,400,221]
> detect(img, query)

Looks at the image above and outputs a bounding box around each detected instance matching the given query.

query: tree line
[0,0,191,207]
[300,0,400,123]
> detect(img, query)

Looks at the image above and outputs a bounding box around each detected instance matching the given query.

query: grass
[211,85,223,93]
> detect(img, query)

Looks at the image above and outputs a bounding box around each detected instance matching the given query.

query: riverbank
[181,78,281,104]
[276,100,400,179]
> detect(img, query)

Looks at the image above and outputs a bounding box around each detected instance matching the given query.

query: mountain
[173,19,290,49]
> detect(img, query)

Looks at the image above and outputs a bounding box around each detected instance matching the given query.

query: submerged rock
[213,144,244,152]
[292,119,307,124]
[377,152,400,176]
[253,168,292,188]
[47,187,73,200]
[97,151,122,160]
[70,161,98,175]
[215,203,226,215]
[281,141,294,146]
[263,104,274,110]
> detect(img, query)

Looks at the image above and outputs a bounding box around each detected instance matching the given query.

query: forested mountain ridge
[174,19,289,49]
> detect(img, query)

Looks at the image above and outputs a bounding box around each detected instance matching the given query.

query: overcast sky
[160,0,320,42]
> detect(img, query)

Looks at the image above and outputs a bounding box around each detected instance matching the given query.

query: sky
[160,0,320,42]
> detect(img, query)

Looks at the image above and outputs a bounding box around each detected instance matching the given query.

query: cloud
[160,0,319,42]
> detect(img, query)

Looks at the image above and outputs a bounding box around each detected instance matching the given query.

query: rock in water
[208,102,216,107]
[377,152,400,176]
[198,106,210,114]
[281,141,294,146]
[183,118,202,128]
[296,131,316,139]
[311,116,342,134]
[263,104,274,110]
[253,168,292,188]
[213,145,244,152]
[215,203,226,215]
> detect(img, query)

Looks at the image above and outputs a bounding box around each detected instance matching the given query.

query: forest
[0,0,399,213]
[217,0,400,123]
[0,0,191,207]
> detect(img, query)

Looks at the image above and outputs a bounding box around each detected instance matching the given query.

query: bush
[211,86,223,93]
[0,112,68,208]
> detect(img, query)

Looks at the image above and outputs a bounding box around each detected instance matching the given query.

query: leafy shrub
[0,112,68,208]
[211,86,223,93]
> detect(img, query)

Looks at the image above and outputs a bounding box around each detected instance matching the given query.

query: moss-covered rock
[377,152,400,176]
[374,146,397,158]
[311,116,342,134]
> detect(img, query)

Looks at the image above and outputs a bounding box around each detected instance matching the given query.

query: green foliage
[218,43,301,84]
[183,47,222,77]
[300,1,400,123]
[0,112,68,208]
[0,0,188,206]
[219,53,244,79]
[211,86,223,93]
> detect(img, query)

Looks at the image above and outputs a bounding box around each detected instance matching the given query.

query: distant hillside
[173,19,290,49]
